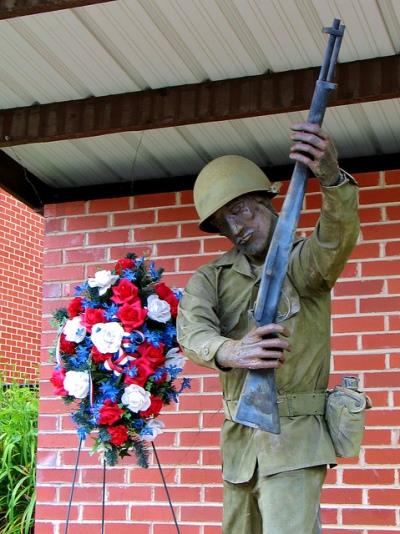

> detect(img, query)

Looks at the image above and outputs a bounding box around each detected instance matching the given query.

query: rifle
[233,19,345,434]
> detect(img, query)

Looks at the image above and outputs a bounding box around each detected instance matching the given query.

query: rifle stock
[234,19,345,433]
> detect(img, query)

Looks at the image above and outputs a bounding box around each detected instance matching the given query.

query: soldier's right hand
[216,323,290,370]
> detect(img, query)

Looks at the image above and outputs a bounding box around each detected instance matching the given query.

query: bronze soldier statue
[177,122,359,533]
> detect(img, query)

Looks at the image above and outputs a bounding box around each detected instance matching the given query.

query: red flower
[124,358,154,387]
[50,368,67,396]
[137,342,165,367]
[82,308,106,333]
[111,279,139,305]
[67,297,84,318]
[140,395,163,418]
[108,424,129,446]
[91,346,111,364]
[114,258,135,275]
[117,302,147,331]
[155,283,179,317]
[99,400,124,425]
[59,334,76,355]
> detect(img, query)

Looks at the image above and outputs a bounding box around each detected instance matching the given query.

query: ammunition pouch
[223,392,326,421]
[325,386,372,458]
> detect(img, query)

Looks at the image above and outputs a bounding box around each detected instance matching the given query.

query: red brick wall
[0,188,43,383]
[37,170,400,533]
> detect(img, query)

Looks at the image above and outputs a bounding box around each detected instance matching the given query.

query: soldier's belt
[223,392,326,421]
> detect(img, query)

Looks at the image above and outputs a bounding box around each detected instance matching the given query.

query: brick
[88,229,129,245]
[180,223,207,238]
[359,206,382,222]
[135,192,176,209]
[360,186,400,204]
[154,485,201,503]
[334,280,384,297]
[181,505,222,522]
[66,214,108,231]
[385,169,400,185]
[331,335,358,351]
[298,211,319,228]
[333,354,385,371]
[320,487,362,504]
[362,259,400,277]
[386,205,400,221]
[366,390,389,407]
[366,410,400,426]
[44,233,84,249]
[333,316,383,333]
[331,298,356,315]
[130,505,176,521]
[364,371,400,388]
[81,505,127,520]
[342,508,396,526]
[179,431,220,448]
[44,250,62,265]
[362,333,400,350]
[363,428,392,445]
[368,488,400,505]
[109,244,156,259]
[388,278,400,293]
[35,504,78,520]
[113,210,155,226]
[64,248,106,263]
[134,225,178,242]
[203,237,231,253]
[45,217,64,233]
[354,171,380,186]
[385,240,400,256]
[319,508,337,524]
[44,201,86,217]
[158,206,198,223]
[179,190,194,204]
[365,448,400,464]
[43,282,62,298]
[360,296,400,313]
[157,241,200,256]
[180,468,222,484]
[342,468,395,485]
[43,265,85,282]
[362,222,400,241]
[34,522,56,534]
[89,197,130,213]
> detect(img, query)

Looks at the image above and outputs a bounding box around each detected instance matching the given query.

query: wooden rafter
[0,55,399,148]
[0,0,113,19]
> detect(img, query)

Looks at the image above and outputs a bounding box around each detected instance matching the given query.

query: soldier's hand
[289,122,340,186]
[216,323,290,370]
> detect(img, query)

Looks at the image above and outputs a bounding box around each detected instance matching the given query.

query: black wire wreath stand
[64,438,181,534]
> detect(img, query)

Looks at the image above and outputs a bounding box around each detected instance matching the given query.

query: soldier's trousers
[223,464,327,534]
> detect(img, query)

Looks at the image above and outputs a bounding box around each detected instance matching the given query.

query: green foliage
[0,381,38,534]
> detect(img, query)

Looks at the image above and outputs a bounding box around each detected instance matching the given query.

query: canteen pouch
[325,385,372,458]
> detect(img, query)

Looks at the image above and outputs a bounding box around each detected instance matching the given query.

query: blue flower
[103,303,119,320]
[77,427,88,440]
[149,261,161,282]
[179,378,191,393]
[98,379,120,402]
[74,282,89,296]
[143,325,163,347]
[122,269,137,282]
[153,367,167,381]
[166,365,182,380]
[172,288,183,301]
[163,324,176,348]
[81,298,101,309]
[132,418,145,430]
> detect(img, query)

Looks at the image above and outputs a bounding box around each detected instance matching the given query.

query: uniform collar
[214,247,255,278]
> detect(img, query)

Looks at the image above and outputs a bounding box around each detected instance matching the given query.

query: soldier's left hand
[289,122,340,186]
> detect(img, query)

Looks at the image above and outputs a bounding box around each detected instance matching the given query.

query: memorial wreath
[50,253,190,467]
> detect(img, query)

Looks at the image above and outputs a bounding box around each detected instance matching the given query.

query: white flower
[165,347,186,370]
[121,384,151,413]
[63,371,90,399]
[91,322,124,354]
[88,270,119,296]
[142,419,165,442]
[63,316,86,343]
[147,294,171,323]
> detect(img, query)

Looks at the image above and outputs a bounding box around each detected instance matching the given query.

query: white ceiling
[1,0,400,189]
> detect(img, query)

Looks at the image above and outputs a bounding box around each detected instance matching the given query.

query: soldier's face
[212,194,276,263]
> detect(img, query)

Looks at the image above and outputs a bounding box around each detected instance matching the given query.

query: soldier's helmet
[194,155,278,233]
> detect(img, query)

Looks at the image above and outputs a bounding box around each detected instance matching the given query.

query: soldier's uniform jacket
[177,182,359,484]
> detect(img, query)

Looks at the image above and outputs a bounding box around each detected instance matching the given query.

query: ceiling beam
[3,150,399,211]
[0,0,113,19]
[0,55,399,148]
